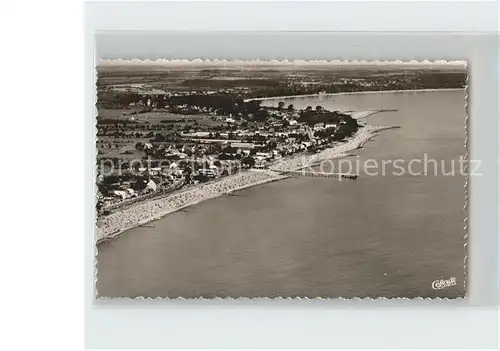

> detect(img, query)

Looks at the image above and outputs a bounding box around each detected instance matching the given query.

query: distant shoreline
[245,88,465,102]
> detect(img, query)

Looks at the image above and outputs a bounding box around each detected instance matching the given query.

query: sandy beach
[96,170,289,242]
[96,123,394,242]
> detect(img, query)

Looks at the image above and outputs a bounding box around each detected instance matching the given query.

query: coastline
[96,170,289,243]
[244,88,465,102]
[96,123,394,243]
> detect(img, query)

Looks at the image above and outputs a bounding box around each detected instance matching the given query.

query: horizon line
[98,59,467,68]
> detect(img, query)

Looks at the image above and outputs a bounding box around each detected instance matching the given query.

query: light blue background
[85,2,499,349]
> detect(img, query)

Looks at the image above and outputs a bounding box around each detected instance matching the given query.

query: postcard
[95,60,468,299]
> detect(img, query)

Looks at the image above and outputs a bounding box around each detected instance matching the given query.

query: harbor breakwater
[96,123,397,243]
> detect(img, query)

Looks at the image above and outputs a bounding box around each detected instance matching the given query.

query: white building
[113,190,128,200]
[146,180,157,192]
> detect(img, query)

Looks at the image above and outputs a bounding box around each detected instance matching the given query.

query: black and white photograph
[95,60,468,299]
[5,1,500,349]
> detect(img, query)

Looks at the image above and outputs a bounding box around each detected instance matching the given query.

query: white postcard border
[84,2,499,349]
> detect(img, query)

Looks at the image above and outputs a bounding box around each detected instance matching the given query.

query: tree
[253,109,269,122]
[132,178,148,191]
[241,156,256,168]
[135,142,144,151]
[193,174,210,183]
[345,118,359,130]
[245,100,262,114]
[223,146,238,154]
[154,133,166,142]
[334,129,348,141]
[156,98,165,109]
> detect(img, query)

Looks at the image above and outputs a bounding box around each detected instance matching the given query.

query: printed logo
[432,276,457,290]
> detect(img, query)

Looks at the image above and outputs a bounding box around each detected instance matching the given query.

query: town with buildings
[96,93,360,215]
